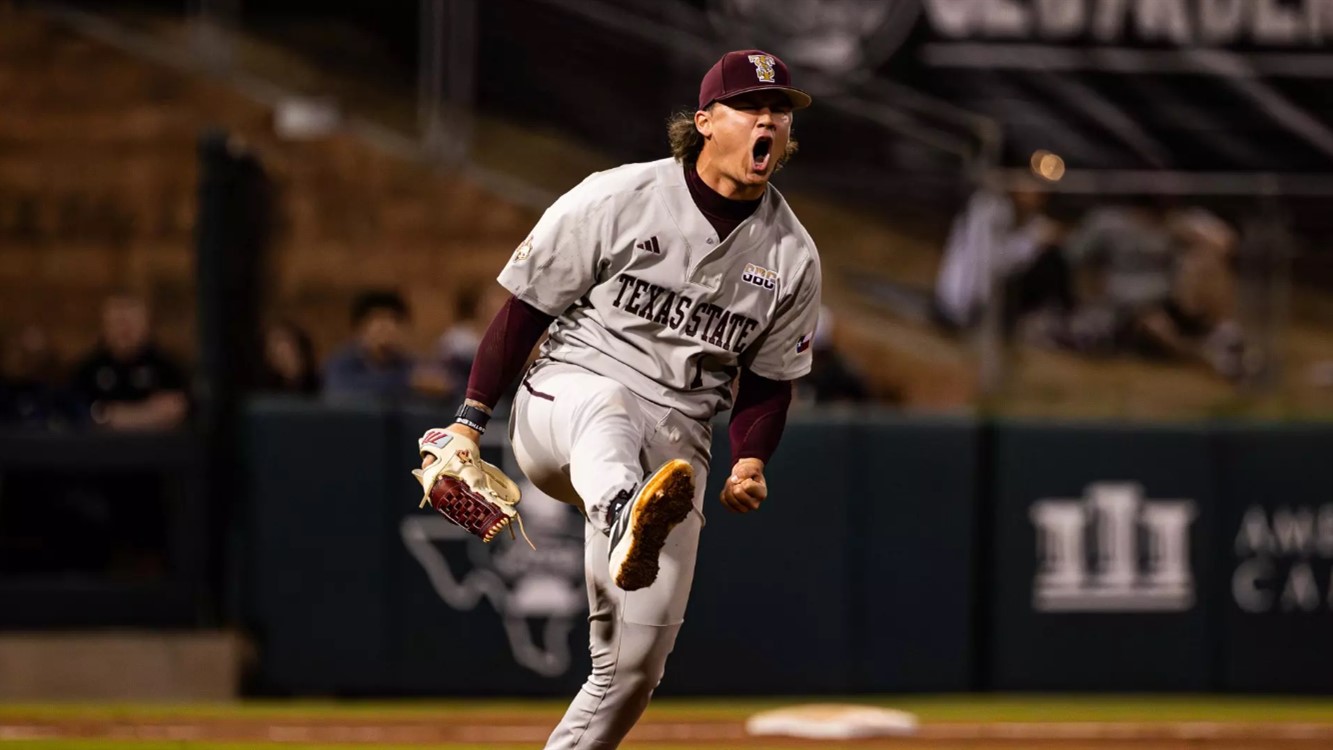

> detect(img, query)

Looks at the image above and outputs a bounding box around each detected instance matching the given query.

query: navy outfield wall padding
[987,423,1217,691]
[239,404,1333,695]
[242,398,396,693]
[1214,425,1333,692]
[664,415,860,694]
[239,402,981,695]
[858,417,978,692]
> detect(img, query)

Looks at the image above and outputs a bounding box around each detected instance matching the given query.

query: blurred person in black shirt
[0,324,77,429]
[57,293,187,576]
[70,292,189,430]
[258,320,320,395]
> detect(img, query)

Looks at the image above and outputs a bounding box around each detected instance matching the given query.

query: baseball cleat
[607,459,695,591]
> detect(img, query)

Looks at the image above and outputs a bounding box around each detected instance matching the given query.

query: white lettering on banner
[1136,0,1191,43]
[1199,0,1246,44]
[1283,562,1322,611]
[1313,0,1333,42]
[1323,505,1333,555]
[1092,0,1133,42]
[1231,504,1333,614]
[920,0,1333,46]
[705,1,923,76]
[924,0,984,37]
[1030,483,1197,613]
[1036,0,1083,38]
[1275,506,1317,555]
[710,0,1333,79]
[1233,558,1274,613]
[987,0,1030,36]
[1256,0,1302,45]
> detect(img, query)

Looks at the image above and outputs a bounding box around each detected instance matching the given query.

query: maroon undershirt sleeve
[465,295,555,408]
[728,368,794,464]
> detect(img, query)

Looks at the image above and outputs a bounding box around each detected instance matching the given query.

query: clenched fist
[719,457,767,513]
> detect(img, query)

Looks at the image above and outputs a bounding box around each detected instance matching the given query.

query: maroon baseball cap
[698,49,812,111]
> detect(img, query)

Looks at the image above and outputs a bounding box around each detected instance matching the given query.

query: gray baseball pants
[509,361,710,749]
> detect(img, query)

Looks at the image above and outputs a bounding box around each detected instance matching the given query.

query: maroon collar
[684,165,761,239]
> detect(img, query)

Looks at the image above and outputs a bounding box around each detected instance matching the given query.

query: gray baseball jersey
[497,157,822,420]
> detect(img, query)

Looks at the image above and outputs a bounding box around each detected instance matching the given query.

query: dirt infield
[4,714,1333,748]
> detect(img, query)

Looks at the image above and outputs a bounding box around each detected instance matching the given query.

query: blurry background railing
[7,0,1333,697]
[38,0,1333,419]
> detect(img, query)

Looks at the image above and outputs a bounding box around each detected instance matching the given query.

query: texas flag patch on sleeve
[795,332,813,354]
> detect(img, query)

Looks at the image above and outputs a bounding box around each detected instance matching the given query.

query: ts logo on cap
[748,54,776,83]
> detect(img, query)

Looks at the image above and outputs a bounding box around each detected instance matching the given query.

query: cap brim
[711,84,813,111]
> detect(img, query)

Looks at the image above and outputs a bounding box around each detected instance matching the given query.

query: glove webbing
[428,476,534,549]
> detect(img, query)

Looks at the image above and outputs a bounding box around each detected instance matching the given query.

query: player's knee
[616,648,669,696]
[588,641,668,697]
[620,665,663,700]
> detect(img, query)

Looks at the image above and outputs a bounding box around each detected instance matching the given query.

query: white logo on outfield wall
[1031,483,1196,613]
[401,447,585,678]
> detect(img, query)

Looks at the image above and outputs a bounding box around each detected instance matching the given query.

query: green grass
[0,744,537,750]
[4,695,1333,723]
[0,745,814,750]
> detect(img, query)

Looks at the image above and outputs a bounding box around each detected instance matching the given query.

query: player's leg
[508,363,645,527]
[543,406,710,750]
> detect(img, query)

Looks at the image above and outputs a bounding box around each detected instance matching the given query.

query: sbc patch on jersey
[796,332,813,353]
[512,236,534,263]
[741,263,778,292]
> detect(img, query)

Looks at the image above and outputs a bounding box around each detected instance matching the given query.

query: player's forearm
[464,295,554,408]
[728,369,793,464]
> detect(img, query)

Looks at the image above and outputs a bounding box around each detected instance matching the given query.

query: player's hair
[667,108,799,170]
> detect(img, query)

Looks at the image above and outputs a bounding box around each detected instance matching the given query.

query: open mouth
[751,136,773,174]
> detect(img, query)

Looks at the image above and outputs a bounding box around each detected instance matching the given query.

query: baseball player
[415,49,820,749]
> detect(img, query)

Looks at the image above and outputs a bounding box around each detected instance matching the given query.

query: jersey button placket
[689,236,722,288]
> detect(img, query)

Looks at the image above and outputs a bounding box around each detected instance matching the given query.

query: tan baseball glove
[413,428,531,547]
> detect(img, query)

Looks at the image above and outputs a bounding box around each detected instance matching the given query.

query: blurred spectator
[796,306,870,405]
[259,320,320,394]
[70,293,190,430]
[53,293,187,577]
[1167,207,1246,377]
[435,283,510,392]
[323,290,449,401]
[1063,200,1175,351]
[0,324,77,429]
[1065,202,1244,377]
[934,178,1069,336]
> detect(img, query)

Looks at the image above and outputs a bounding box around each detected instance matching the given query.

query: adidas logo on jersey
[742,263,778,291]
[636,236,662,254]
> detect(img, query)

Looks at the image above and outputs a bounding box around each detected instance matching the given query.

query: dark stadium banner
[228,1,1333,179]
[1215,425,1333,692]
[702,0,1333,174]
[987,423,1217,690]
